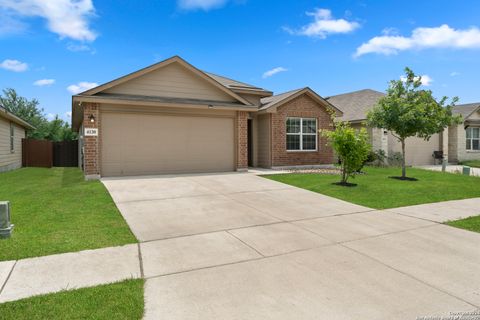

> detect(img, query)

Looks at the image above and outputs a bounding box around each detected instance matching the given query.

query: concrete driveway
[102,172,480,319]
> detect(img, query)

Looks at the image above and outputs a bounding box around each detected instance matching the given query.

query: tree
[367,68,462,179]
[322,120,371,186]
[0,88,77,141]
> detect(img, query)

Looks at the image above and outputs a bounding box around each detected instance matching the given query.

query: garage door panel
[101,112,235,176]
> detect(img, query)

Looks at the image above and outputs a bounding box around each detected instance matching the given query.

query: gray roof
[204,72,270,94]
[452,103,480,119]
[0,105,35,129]
[259,88,304,111]
[326,89,385,122]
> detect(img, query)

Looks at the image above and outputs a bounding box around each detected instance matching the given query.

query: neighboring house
[327,89,444,166]
[71,56,342,179]
[0,105,34,172]
[448,103,480,163]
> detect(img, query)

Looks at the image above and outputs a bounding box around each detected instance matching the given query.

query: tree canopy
[0,88,77,141]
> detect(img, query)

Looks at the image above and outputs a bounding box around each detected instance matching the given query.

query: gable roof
[0,105,35,129]
[326,89,384,122]
[452,103,480,120]
[79,56,252,106]
[259,87,343,115]
[205,72,272,96]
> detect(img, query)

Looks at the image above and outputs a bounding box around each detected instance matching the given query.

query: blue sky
[1,0,479,121]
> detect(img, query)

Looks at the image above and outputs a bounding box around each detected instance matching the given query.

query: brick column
[83,103,100,179]
[236,111,248,170]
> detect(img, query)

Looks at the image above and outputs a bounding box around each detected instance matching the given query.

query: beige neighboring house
[327,89,444,166]
[71,56,341,179]
[449,103,480,163]
[0,106,34,172]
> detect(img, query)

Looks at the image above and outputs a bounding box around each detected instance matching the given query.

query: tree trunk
[341,161,347,184]
[401,139,406,178]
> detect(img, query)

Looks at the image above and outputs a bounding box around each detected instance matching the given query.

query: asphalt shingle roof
[452,103,480,119]
[326,89,385,122]
[259,88,304,111]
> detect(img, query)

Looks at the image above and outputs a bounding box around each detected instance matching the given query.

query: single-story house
[0,105,34,172]
[71,56,342,179]
[449,103,480,163]
[326,89,480,165]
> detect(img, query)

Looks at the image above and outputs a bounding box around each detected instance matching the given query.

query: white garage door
[101,112,235,176]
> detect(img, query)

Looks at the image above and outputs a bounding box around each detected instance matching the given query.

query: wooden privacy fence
[22,139,78,168]
[53,141,78,167]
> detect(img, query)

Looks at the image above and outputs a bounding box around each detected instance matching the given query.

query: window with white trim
[10,122,14,153]
[466,127,479,151]
[286,117,317,151]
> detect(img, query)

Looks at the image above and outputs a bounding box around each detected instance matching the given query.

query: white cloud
[400,74,433,86]
[450,71,460,77]
[262,67,288,79]
[46,113,56,121]
[67,81,98,94]
[178,0,228,11]
[285,8,360,38]
[355,24,480,57]
[33,78,55,86]
[0,0,97,41]
[67,43,95,53]
[64,111,72,120]
[0,59,28,72]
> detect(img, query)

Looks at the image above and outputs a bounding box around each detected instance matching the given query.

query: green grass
[461,160,480,168]
[265,167,480,209]
[0,279,144,320]
[446,215,480,233]
[0,168,136,261]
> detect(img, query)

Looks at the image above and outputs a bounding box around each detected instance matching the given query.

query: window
[286,117,317,151]
[466,127,480,151]
[10,122,14,153]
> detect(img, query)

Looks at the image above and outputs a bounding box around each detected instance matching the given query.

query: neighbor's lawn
[0,279,144,320]
[446,215,480,234]
[0,168,136,261]
[461,160,480,168]
[265,167,480,209]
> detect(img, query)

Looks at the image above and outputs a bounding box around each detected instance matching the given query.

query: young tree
[367,68,462,179]
[322,121,371,186]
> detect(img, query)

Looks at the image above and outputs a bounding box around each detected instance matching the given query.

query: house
[71,56,342,179]
[327,89,480,166]
[0,105,34,172]
[326,89,444,166]
[448,103,480,163]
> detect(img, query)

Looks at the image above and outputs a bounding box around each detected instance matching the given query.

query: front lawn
[0,168,136,261]
[446,215,480,233]
[0,279,144,320]
[265,167,480,209]
[461,160,480,168]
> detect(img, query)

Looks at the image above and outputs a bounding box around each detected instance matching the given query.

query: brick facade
[83,103,100,178]
[271,94,334,166]
[236,111,248,170]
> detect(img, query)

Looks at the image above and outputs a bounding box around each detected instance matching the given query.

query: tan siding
[0,118,25,171]
[104,62,236,102]
[256,114,271,167]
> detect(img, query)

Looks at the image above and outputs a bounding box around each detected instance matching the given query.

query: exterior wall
[78,124,84,168]
[255,113,271,168]
[448,125,459,163]
[0,117,25,172]
[236,111,248,170]
[271,94,333,166]
[456,123,480,162]
[83,103,100,179]
[104,62,236,102]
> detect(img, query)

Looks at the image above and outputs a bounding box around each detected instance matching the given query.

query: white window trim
[10,122,15,153]
[466,126,480,151]
[286,117,318,152]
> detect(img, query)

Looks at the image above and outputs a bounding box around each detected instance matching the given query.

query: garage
[100,111,235,176]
